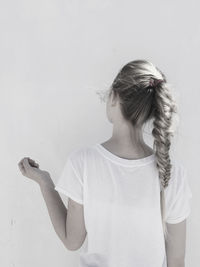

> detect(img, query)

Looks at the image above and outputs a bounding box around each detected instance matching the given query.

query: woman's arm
[39,178,69,248]
[18,157,86,251]
[165,220,187,267]
[40,178,87,250]
[18,157,69,249]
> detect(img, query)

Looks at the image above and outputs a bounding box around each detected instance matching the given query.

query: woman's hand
[18,157,51,186]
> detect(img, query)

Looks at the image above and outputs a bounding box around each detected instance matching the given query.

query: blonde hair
[99,59,177,239]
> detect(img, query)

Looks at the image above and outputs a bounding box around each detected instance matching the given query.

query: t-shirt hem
[54,186,84,205]
[165,208,191,224]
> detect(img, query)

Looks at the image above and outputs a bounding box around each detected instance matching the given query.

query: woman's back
[55,143,192,267]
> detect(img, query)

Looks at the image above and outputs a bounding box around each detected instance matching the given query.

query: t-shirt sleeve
[164,162,193,224]
[54,151,84,205]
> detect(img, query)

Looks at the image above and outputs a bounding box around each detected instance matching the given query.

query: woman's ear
[110,90,118,107]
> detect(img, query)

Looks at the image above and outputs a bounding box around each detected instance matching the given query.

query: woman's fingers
[27,157,39,168]
[23,158,33,171]
[18,158,24,166]
[29,158,39,168]
[18,160,26,175]
[18,157,34,175]
[18,157,39,168]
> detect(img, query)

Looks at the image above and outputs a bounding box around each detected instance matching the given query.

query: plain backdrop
[1,0,199,266]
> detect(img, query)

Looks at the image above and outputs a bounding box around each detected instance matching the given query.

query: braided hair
[99,59,177,239]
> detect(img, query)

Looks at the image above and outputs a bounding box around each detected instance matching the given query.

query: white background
[1,0,199,266]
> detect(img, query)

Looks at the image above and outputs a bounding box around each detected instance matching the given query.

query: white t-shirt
[54,143,193,267]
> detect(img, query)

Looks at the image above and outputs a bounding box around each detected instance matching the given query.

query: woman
[18,59,192,267]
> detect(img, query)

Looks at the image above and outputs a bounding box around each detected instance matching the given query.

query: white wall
[1,0,199,266]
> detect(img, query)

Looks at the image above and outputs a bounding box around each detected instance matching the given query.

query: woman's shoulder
[165,157,188,191]
[67,143,97,163]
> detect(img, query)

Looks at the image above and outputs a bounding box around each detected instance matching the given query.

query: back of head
[106,59,177,238]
